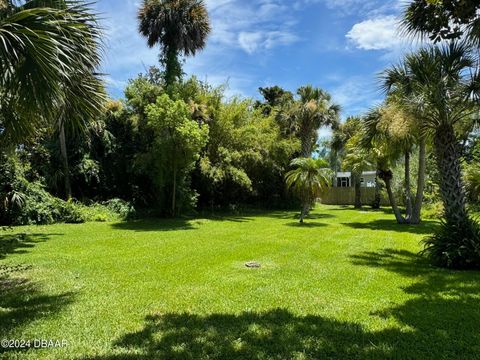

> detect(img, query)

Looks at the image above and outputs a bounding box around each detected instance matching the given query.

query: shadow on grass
[83,296,480,360]
[327,206,395,215]
[260,212,336,220]
[0,232,61,260]
[0,272,75,341]
[84,250,480,359]
[341,219,438,235]
[284,222,327,228]
[110,214,254,232]
[0,232,74,345]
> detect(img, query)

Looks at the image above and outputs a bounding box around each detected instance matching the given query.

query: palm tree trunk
[301,135,312,158]
[300,202,309,223]
[411,138,426,224]
[404,151,413,221]
[354,173,361,209]
[434,125,468,226]
[59,119,72,200]
[164,46,181,87]
[380,170,405,224]
[372,171,381,209]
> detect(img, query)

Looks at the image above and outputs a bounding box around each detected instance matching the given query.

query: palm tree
[138,0,211,86]
[285,157,332,223]
[294,86,340,157]
[343,135,372,209]
[0,0,104,148]
[382,42,480,267]
[362,108,409,224]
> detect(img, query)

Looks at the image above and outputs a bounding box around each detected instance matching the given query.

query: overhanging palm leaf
[0,0,105,145]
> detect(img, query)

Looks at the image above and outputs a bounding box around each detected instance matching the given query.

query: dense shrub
[103,198,136,220]
[422,217,480,269]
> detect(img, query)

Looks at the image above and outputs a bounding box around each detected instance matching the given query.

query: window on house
[337,177,350,187]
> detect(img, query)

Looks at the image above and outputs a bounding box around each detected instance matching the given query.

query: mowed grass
[1,205,479,359]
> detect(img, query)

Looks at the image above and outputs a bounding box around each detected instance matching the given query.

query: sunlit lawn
[1,205,479,359]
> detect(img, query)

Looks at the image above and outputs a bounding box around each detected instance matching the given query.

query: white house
[333,171,377,188]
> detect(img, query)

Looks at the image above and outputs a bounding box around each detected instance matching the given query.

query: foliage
[198,98,299,208]
[138,0,211,85]
[382,41,479,231]
[422,217,480,269]
[143,94,209,214]
[403,0,480,45]
[285,157,332,222]
[0,0,105,146]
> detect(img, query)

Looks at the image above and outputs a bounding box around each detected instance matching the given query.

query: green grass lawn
[1,205,479,359]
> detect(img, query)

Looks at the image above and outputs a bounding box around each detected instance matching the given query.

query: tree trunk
[372,171,381,209]
[411,138,426,224]
[59,119,72,200]
[353,173,362,209]
[300,135,312,158]
[164,46,181,87]
[171,159,177,217]
[380,170,406,224]
[434,125,468,226]
[300,202,309,223]
[404,151,413,221]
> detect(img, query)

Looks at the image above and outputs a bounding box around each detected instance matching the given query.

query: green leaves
[285,157,332,204]
[0,1,105,145]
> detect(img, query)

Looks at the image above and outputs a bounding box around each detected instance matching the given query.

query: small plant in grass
[422,217,480,269]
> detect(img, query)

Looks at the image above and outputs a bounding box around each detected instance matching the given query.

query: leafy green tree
[198,98,299,208]
[145,94,208,215]
[138,0,211,86]
[403,0,480,45]
[285,157,331,223]
[255,86,294,116]
[383,42,480,268]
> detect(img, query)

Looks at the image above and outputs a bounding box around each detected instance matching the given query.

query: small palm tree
[138,0,211,86]
[285,157,332,223]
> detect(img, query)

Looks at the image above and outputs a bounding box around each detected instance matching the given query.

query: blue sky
[95,0,414,126]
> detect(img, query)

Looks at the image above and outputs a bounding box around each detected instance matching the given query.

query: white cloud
[346,16,404,51]
[238,31,298,54]
[294,0,404,16]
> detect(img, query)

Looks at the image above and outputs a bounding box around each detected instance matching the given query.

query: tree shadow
[0,232,61,260]
[0,231,75,346]
[284,222,328,228]
[81,248,480,359]
[327,206,395,215]
[0,272,75,341]
[82,309,389,359]
[350,248,480,358]
[110,215,254,232]
[260,212,336,220]
[341,219,438,234]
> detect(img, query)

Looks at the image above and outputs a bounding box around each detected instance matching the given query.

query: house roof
[336,170,377,177]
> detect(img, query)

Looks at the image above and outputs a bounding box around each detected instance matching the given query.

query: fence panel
[320,188,390,206]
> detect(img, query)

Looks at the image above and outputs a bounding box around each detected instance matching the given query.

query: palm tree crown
[285,157,332,222]
[138,0,211,85]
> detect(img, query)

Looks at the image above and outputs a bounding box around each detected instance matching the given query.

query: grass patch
[1,205,479,359]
